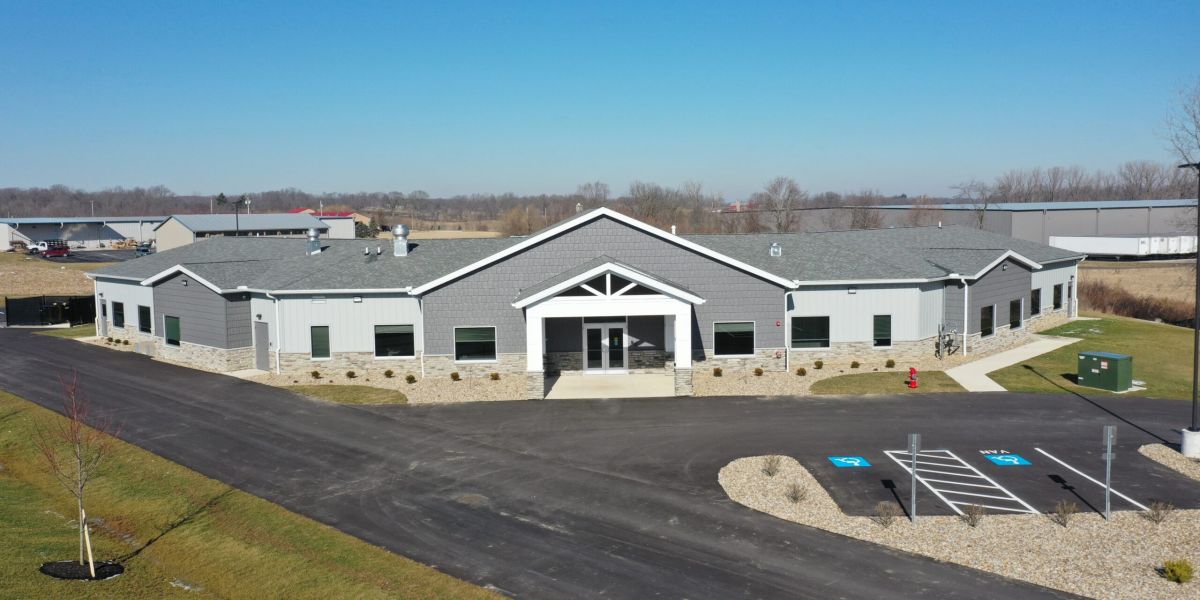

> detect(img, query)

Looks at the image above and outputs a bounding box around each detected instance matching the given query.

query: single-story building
[153,213,354,251]
[89,208,1082,398]
[289,207,372,226]
[1,216,165,251]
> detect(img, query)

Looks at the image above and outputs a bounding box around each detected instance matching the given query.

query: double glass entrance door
[585,324,626,373]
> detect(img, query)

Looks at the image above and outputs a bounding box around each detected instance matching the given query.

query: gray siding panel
[943,281,965,331]
[423,216,786,358]
[966,258,1033,333]
[225,293,252,348]
[152,272,232,348]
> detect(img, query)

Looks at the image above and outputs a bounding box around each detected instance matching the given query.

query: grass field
[0,390,494,599]
[0,252,108,301]
[809,371,965,395]
[989,314,1192,399]
[286,384,408,405]
[34,324,97,338]
[1079,260,1193,304]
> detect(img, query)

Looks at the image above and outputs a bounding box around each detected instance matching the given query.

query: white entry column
[672,304,692,396]
[524,311,545,399]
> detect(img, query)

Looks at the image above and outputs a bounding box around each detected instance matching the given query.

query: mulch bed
[39,560,124,580]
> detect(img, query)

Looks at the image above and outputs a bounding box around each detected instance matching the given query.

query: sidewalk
[945,334,1079,392]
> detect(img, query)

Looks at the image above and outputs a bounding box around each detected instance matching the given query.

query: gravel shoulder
[720,455,1198,600]
[249,371,524,404]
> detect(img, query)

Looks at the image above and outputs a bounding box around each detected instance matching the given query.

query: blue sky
[0,1,1196,198]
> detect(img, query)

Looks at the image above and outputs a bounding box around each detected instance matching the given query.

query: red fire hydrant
[907,367,919,389]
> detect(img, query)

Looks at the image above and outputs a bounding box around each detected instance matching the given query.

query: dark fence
[4,295,95,327]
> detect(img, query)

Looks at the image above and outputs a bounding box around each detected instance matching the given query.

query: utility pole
[1181,162,1200,458]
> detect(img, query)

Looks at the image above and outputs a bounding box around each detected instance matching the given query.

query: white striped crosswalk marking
[884,449,1039,516]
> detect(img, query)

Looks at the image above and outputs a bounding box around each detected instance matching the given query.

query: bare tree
[577,181,610,204]
[1167,78,1200,166]
[903,197,943,226]
[33,373,119,578]
[753,177,807,232]
[953,179,993,229]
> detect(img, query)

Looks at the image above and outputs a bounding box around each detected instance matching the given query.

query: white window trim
[373,323,417,360]
[789,315,831,351]
[980,305,996,338]
[712,320,756,357]
[872,314,893,349]
[453,325,498,364]
[310,324,332,361]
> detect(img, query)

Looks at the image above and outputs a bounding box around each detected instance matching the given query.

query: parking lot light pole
[1181,162,1200,458]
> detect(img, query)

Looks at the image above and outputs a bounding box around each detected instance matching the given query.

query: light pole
[1181,162,1200,458]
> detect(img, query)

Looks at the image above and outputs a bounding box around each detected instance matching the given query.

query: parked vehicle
[135,242,153,257]
[39,240,71,258]
[28,240,67,255]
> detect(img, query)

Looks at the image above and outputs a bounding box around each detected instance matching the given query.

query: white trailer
[1050,235,1197,257]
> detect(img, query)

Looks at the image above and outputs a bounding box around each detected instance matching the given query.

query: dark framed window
[374,324,415,358]
[112,302,124,328]
[1030,289,1041,316]
[873,315,891,347]
[791,316,830,348]
[310,326,330,359]
[980,305,995,338]
[455,327,496,361]
[1053,284,1063,310]
[1009,299,1022,329]
[138,305,151,333]
[713,322,755,356]
[164,316,181,346]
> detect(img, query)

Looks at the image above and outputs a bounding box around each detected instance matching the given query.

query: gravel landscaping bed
[1141,444,1200,481]
[249,372,524,404]
[720,455,1198,600]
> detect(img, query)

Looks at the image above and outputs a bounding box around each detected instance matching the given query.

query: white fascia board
[139,265,223,293]
[512,262,705,308]
[411,207,797,294]
[264,287,413,295]
[968,250,1042,279]
[88,273,145,283]
[794,278,933,286]
[1039,255,1087,264]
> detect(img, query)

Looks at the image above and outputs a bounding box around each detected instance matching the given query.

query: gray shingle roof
[157,213,328,233]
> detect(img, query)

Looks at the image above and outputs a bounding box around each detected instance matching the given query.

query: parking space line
[919,478,999,489]
[884,449,1039,515]
[938,490,1016,501]
[1033,448,1149,511]
[914,467,987,478]
[946,501,1032,513]
[913,460,973,469]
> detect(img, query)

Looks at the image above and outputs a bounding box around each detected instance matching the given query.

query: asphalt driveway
[5,329,1194,598]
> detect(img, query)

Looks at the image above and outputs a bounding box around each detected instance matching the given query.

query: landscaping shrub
[713,367,723,377]
[813,360,823,370]
[1161,559,1194,584]
[785,482,807,504]
[383,369,395,378]
[346,370,356,379]
[310,370,321,379]
[1080,280,1195,324]
[405,374,417,384]
[850,361,860,369]
[450,372,461,381]
[105,337,113,343]
[762,455,782,477]
[753,367,764,377]
[871,501,902,528]
[489,372,500,381]
[959,504,985,527]
[1144,500,1175,525]
[1049,500,1078,528]
[885,359,895,368]
[795,367,806,376]
[122,339,130,345]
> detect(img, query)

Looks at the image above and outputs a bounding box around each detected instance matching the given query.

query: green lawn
[810,371,966,395]
[0,390,493,599]
[989,314,1192,399]
[286,384,409,405]
[34,324,96,338]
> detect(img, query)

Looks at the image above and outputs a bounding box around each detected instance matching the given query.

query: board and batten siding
[1030,262,1076,313]
[276,294,422,355]
[916,282,945,339]
[788,284,926,343]
[965,258,1033,333]
[422,216,787,358]
[151,272,246,348]
[94,277,155,332]
[943,281,966,332]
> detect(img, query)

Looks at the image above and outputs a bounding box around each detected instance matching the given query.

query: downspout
[418,296,425,378]
[960,277,969,355]
[266,291,282,374]
[783,287,797,371]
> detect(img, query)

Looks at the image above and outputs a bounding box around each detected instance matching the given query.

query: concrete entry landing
[545,373,675,399]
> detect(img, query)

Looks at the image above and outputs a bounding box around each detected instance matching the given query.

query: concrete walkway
[945,335,1080,392]
[545,373,675,399]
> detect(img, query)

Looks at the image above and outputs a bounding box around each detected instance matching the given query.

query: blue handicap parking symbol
[984,453,1031,466]
[828,456,871,468]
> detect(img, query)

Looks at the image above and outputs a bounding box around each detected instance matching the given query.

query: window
[112,302,124,328]
[873,315,891,347]
[164,316,181,346]
[980,305,995,337]
[374,324,415,358]
[138,305,151,333]
[1053,284,1063,310]
[1030,289,1041,316]
[455,327,496,361]
[713,322,755,356]
[791,316,830,348]
[1009,299,1022,329]
[310,326,330,359]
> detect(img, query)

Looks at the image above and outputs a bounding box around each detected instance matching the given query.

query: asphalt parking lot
[43,248,137,263]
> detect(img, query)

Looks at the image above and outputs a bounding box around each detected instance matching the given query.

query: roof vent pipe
[394,224,410,257]
[376,245,382,256]
[938,221,942,228]
[576,202,582,214]
[671,225,676,235]
[306,228,321,255]
[769,242,782,257]
[364,246,369,256]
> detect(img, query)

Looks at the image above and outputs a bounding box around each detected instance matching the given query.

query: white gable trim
[411,207,796,294]
[968,250,1042,279]
[140,265,224,294]
[513,262,705,308]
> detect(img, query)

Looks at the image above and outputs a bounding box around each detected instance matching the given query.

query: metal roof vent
[394,224,410,257]
[769,242,782,257]
[306,228,321,255]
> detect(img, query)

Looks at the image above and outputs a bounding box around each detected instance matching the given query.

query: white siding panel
[917,282,944,339]
[788,284,922,343]
[250,295,278,352]
[278,294,422,354]
[95,278,155,331]
[1031,263,1076,313]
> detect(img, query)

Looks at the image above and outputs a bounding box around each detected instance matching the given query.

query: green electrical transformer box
[1077,351,1133,392]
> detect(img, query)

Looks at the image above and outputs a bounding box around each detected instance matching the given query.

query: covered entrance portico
[515,259,703,399]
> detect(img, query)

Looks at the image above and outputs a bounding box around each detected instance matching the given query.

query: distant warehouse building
[0,216,165,251]
[868,199,1197,258]
[154,213,355,251]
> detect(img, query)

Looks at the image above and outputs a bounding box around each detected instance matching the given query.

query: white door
[584,324,627,373]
